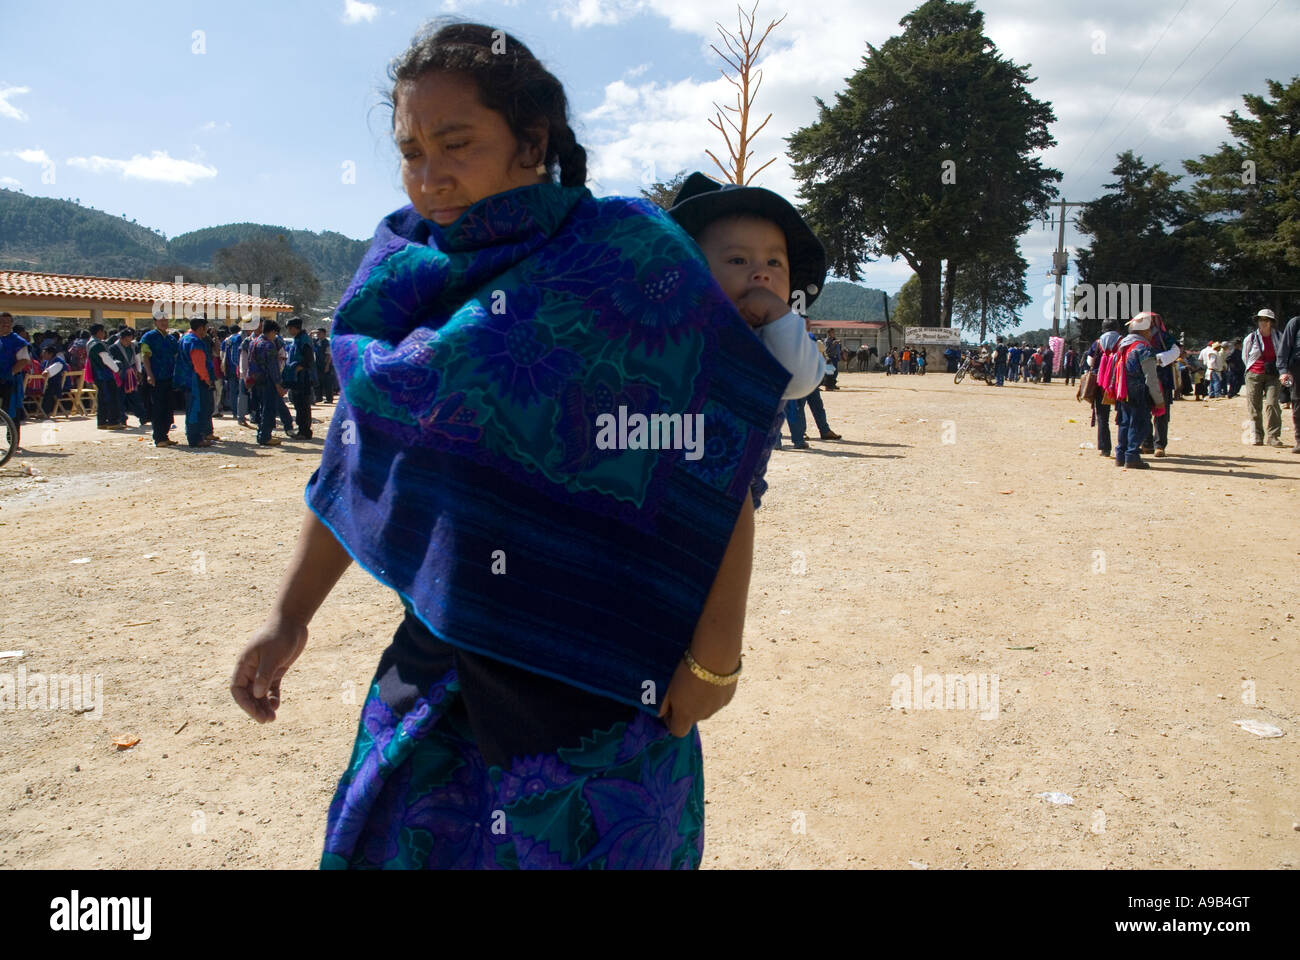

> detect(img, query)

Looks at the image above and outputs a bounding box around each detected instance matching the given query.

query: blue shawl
[306,183,790,713]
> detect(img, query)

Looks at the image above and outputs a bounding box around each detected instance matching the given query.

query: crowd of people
[0,309,339,451]
[960,339,1080,386]
[882,345,929,374]
[1080,307,1300,467]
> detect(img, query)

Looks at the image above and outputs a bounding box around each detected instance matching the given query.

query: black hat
[667,172,827,309]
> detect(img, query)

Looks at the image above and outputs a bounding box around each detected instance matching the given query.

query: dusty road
[2,371,1297,869]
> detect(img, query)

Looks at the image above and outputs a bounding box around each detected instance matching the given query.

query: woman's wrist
[684,646,742,684]
[686,638,742,677]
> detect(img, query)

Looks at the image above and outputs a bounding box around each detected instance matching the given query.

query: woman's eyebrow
[396,122,474,146]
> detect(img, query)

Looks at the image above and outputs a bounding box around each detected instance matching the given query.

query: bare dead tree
[705,2,786,185]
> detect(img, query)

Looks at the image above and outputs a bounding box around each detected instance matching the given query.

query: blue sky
[2,0,1297,313]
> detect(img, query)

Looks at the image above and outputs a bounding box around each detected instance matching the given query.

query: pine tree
[952,242,1029,342]
[787,0,1059,327]
[1183,76,1300,323]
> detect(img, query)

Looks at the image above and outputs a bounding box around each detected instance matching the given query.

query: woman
[230,21,790,869]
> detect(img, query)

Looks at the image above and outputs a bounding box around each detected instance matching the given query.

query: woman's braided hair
[387,20,587,188]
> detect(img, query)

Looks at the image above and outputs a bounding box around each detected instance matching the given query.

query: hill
[0,189,367,310]
[806,280,897,325]
[0,189,169,278]
[168,224,367,308]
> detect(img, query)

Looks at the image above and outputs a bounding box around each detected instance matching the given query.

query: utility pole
[1047,199,1087,337]
[882,290,893,353]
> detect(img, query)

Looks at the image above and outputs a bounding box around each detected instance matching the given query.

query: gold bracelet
[683,648,742,686]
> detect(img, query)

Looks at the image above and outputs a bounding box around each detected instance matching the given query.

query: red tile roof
[810,320,884,329]
[0,269,294,313]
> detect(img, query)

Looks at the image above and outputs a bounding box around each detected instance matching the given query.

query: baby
[667,172,826,403]
[668,172,829,506]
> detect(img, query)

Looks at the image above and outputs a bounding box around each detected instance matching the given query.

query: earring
[535,162,548,176]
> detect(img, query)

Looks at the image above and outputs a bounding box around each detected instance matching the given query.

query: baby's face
[696,215,791,308]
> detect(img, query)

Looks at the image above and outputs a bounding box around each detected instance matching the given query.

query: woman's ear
[520,123,550,169]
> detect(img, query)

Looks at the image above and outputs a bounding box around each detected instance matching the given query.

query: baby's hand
[735,287,792,329]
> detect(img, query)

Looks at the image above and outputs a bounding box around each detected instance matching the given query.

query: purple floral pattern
[321,679,704,870]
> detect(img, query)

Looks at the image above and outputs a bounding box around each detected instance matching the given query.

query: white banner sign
[904,326,961,345]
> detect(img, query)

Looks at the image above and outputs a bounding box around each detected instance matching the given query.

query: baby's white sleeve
[758,311,824,400]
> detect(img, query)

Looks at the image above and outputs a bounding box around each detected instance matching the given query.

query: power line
[1074,0,1241,189]
[1128,0,1283,159]
[1061,0,1190,194]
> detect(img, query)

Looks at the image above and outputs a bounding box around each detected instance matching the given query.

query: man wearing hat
[1276,313,1300,452]
[1114,312,1166,469]
[1243,308,1285,446]
[666,171,835,452]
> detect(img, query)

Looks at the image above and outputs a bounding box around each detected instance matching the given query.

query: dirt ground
[2,370,1297,869]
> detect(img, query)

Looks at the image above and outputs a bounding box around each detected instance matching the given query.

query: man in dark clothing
[87,324,125,430]
[1145,320,1181,457]
[140,315,179,447]
[111,326,147,427]
[993,337,1008,386]
[824,335,842,389]
[250,320,286,447]
[1276,314,1300,453]
[1225,339,1246,398]
[0,313,30,443]
[313,327,335,403]
[284,317,316,439]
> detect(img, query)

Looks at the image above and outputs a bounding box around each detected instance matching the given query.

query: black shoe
[1098,449,1111,457]
[1124,459,1150,469]
[792,441,810,449]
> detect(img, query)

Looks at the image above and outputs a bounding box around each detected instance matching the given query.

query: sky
[2,0,1297,320]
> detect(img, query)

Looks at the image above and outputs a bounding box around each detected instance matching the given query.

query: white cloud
[199,120,231,133]
[12,148,51,166]
[0,85,30,122]
[342,0,379,25]
[580,1,880,201]
[0,176,21,187]
[555,0,647,28]
[66,151,218,185]
[574,0,1300,294]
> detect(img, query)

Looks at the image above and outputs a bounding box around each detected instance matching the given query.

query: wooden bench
[20,369,94,420]
[22,371,47,419]
[65,370,96,416]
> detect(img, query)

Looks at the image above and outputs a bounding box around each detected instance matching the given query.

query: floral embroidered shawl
[306,183,790,712]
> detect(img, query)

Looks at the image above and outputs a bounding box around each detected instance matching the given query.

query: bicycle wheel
[0,409,15,468]
[954,368,966,384]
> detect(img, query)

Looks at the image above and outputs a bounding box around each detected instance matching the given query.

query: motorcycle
[954,355,997,385]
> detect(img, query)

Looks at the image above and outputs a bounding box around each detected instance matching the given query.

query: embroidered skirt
[320,614,705,869]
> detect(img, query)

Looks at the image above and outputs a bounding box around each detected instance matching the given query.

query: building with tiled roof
[0,269,295,326]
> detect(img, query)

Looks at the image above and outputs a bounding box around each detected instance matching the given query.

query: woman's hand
[229,511,353,722]
[230,616,308,723]
[658,491,754,738]
[659,656,739,738]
